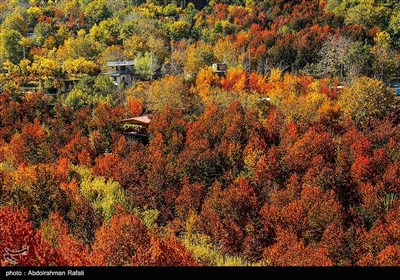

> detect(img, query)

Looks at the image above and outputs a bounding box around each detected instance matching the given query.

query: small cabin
[389,80,400,97]
[259,97,271,102]
[387,77,400,94]
[120,115,151,144]
[26,32,35,38]
[20,81,40,94]
[392,87,400,97]
[62,78,81,92]
[257,97,271,114]
[212,63,227,77]
[108,61,135,87]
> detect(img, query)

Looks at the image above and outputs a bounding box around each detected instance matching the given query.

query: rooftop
[108,61,134,67]
[121,115,151,125]
[212,63,227,72]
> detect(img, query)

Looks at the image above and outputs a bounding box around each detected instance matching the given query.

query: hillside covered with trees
[0,0,400,266]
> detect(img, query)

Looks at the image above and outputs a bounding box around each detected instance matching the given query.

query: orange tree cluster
[1,70,399,266]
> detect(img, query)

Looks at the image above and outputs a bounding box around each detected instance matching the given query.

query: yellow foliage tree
[147,75,188,111]
[73,166,125,220]
[214,38,238,68]
[339,76,395,126]
[196,67,219,101]
[31,58,61,78]
[184,42,214,81]
[63,58,98,78]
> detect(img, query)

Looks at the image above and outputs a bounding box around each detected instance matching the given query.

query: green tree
[0,29,23,64]
[73,166,125,220]
[134,52,159,81]
[389,11,400,39]
[2,10,27,35]
[64,88,93,110]
[84,0,112,24]
[34,22,54,47]
[59,30,100,60]
[169,20,191,40]
[371,31,399,81]
[26,6,42,28]
[348,41,372,79]
[93,75,116,97]
[343,0,391,31]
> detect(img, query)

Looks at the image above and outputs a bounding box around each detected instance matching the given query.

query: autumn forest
[1,0,400,267]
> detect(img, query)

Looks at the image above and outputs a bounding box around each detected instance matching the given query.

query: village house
[212,63,227,77]
[120,115,151,144]
[389,79,400,97]
[107,61,135,87]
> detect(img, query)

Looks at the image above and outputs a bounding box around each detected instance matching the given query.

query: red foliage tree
[0,206,55,266]
[283,127,335,175]
[263,228,333,266]
[199,178,258,255]
[93,153,135,189]
[8,118,50,165]
[59,130,92,165]
[90,212,151,266]
[41,213,90,266]
[60,181,102,244]
[175,178,205,221]
[125,99,143,117]
[133,234,199,266]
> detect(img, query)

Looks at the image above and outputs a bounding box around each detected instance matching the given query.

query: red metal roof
[121,115,151,125]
